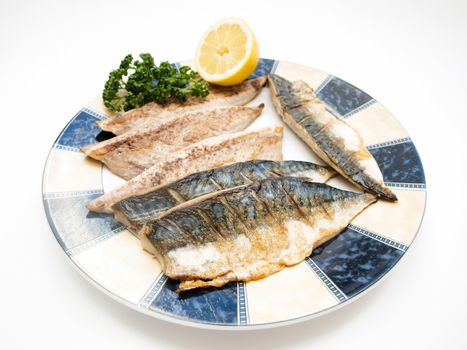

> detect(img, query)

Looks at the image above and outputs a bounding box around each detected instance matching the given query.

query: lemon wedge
[195,18,259,86]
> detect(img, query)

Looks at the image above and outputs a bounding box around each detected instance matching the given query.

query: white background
[1,0,466,348]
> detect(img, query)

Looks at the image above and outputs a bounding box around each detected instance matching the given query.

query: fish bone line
[348,224,408,252]
[305,258,348,302]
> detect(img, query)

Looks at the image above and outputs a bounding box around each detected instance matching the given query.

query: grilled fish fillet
[140,177,376,291]
[268,74,397,201]
[98,76,267,135]
[113,160,336,232]
[81,105,264,180]
[87,126,284,214]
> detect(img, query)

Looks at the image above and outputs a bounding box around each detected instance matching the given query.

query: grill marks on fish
[268,74,397,201]
[97,76,267,135]
[112,160,336,232]
[86,126,284,214]
[81,105,264,180]
[141,178,376,291]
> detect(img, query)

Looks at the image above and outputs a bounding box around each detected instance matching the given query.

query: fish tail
[375,186,398,202]
[362,177,398,201]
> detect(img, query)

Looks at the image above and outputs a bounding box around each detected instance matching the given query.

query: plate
[42,58,426,330]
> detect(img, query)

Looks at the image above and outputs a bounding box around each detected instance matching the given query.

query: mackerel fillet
[113,160,335,231]
[98,76,267,135]
[141,178,376,291]
[86,126,284,213]
[268,74,396,201]
[81,105,264,180]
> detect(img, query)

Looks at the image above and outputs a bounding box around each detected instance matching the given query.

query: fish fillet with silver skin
[86,126,284,214]
[81,104,264,180]
[98,76,267,135]
[140,177,376,292]
[112,160,336,232]
[268,74,397,201]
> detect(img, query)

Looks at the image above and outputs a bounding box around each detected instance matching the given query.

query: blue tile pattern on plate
[248,58,277,79]
[43,192,122,252]
[317,77,373,116]
[151,278,238,324]
[369,141,425,184]
[311,227,404,297]
[55,110,103,150]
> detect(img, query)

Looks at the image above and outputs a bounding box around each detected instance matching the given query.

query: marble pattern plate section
[317,76,374,117]
[151,279,238,325]
[55,109,105,150]
[248,58,277,79]
[311,226,404,297]
[44,191,122,253]
[369,141,425,185]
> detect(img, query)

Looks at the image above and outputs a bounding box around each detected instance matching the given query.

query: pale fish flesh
[268,74,397,201]
[98,76,267,135]
[113,160,336,232]
[81,104,264,180]
[140,177,376,291]
[86,126,284,214]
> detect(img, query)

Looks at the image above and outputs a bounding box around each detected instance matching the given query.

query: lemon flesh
[196,18,259,86]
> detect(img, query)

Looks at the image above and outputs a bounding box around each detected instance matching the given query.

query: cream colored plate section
[351,188,426,245]
[73,230,162,304]
[43,149,102,193]
[86,96,117,118]
[345,102,409,146]
[246,262,337,324]
[274,61,329,90]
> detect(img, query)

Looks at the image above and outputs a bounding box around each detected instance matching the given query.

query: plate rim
[41,58,427,330]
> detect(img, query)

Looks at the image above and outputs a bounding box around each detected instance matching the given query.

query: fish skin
[267,74,397,201]
[86,126,284,214]
[140,177,376,291]
[97,76,268,135]
[112,160,336,232]
[81,104,264,180]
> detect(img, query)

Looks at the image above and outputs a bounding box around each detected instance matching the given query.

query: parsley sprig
[103,53,209,112]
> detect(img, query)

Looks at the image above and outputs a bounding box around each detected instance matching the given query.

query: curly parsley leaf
[102,53,209,112]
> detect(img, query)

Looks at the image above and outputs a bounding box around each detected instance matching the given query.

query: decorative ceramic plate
[42,58,426,330]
